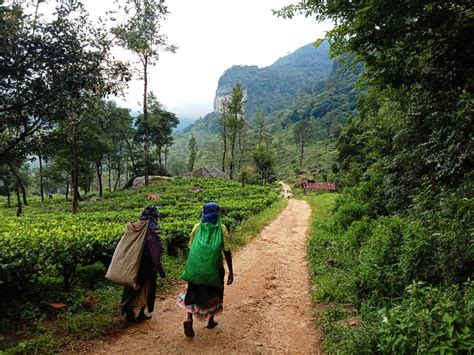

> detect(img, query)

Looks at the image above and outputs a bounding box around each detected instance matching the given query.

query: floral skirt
[176,268,225,321]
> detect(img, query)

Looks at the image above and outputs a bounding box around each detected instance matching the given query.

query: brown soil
[78,196,322,354]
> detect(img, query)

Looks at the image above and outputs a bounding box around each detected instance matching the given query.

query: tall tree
[223,84,246,179]
[219,99,229,173]
[188,135,198,172]
[293,119,312,169]
[114,0,176,186]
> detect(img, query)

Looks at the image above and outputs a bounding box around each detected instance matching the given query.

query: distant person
[177,202,234,337]
[121,205,166,322]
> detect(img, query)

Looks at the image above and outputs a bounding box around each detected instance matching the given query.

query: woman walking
[177,202,234,337]
[121,205,166,322]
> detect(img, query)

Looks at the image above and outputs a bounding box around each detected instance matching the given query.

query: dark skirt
[121,254,157,313]
[177,268,225,320]
[185,267,225,306]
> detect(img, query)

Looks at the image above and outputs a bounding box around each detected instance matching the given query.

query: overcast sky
[37,0,332,120]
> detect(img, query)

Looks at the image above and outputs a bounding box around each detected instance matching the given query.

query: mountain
[214,41,333,118]
[168,42,361,177]
[182,42,333,135]
[173,116,196,132]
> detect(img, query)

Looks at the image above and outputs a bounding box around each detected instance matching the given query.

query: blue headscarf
[140,205,159,233]
[201,202,219,224]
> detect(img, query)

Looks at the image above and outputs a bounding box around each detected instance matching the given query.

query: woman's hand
[227,272,234,285]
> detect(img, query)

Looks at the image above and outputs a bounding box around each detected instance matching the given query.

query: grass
[305,193,363,353]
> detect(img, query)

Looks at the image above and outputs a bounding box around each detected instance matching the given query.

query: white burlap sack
[105,219,148,289]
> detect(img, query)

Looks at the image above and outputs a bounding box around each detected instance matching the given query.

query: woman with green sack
[177,202,234,337]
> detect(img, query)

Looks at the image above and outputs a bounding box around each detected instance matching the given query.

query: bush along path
[82,198,322,354]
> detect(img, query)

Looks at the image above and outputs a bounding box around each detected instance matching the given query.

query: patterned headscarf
[140,205,159,233]
[201,202,220,225]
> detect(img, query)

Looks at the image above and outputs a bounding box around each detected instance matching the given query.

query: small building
[302,181,337,194]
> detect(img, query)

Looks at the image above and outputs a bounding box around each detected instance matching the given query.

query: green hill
[168,43,361,178]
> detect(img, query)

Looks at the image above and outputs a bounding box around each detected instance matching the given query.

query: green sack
[181,219,223,288]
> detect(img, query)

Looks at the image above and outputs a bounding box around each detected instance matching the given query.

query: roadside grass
[1,193,287,354]
[305,193,364,353]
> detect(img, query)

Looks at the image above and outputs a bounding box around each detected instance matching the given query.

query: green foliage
[377,282,474,354]
[4,331,60,355]
[252,145,276,185]
[58,285,122,340]
[307,194,474,354]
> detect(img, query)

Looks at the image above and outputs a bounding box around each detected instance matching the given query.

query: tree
[252,145,275,185]
[100,101,134,193]
[219,98,229,173]
[238,166,254,189]
[293,119,312,169]
[1,1,129,213]
[114,0,176,186]
[223,84,246,179]
[135,93,179,174]
[277,0,473,189]
[188,135,198,172]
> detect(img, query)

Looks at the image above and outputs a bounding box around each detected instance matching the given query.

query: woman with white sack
[119,205,166,322]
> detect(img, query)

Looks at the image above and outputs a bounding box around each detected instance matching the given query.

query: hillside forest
[1,0,473,353]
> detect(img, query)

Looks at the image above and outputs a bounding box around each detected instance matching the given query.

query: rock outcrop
[132,175,173,188]
[184,167,229,179]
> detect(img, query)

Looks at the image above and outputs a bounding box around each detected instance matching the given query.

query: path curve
[83,198,321,354]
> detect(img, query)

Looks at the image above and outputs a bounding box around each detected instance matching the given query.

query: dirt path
[84,196,321,354]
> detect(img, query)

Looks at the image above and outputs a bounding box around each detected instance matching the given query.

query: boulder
[132,175,173,188]
[184,167,229,179]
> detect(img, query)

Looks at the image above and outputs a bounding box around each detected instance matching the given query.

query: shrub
[377,282,474,354]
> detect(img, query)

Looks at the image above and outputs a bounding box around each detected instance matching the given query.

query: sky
[37,0,332,120]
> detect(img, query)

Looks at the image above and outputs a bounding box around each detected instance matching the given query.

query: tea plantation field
[0,178,276,296]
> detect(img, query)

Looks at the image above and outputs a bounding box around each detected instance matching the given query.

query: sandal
[136,314,152,322]
[183,320,195,337]
[125,310,136,323]
[206,319,218,329]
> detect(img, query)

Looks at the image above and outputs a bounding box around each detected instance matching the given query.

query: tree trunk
[96,161,103,197]
[222,123,227,173]
[300,134,304,169]
[108,157,112,193]
[164,146,169,170]
[143,56,149,186]
[125,155,129,182]
[229,130,237,180]
[8,162,28,205]
[6,182,11,207]
[20,183,27,206]
[65,181,69,201]
[157,146,162,169]
[72,123,80,214]
[238,128,246,175]
[114,158,121,191]
[126,139,139,176]
[39,153,44,202]
[15,186,22,216]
